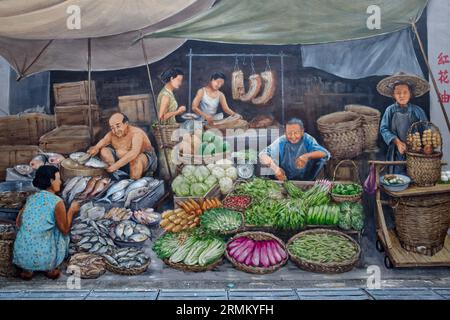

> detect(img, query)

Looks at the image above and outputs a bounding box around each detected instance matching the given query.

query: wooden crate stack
[39,81,102,155]
[118,94,151,131]
[0,114,56,181]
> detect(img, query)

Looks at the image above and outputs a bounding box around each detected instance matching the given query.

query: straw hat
[377,72,430,98]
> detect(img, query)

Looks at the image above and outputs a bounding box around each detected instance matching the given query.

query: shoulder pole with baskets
[406,121,443,187]
[140,36,174,180]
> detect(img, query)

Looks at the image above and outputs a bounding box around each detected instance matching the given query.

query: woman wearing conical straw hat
[377,72,430,174]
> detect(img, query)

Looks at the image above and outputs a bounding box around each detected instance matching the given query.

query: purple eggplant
[269,241,282,263]
[236,241,256,264]
[274,241,287,260]
[228,237,247,250]
[231,239,254,259]
[251,242,261,267]
[260,241,270,268]
[266,241,277,266]
[228,239,249,256]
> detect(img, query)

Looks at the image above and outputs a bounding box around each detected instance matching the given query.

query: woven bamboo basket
[163,257,223,272]
[0,239,17,277]
[225,231,288,274]
[287,229,361,274]
[331,160,362,203]
[104,259,150,276]
[406,121,443,187]
[394,194,450,256]
[153,124,180,149]
[345,105,380,152]
[317,111,363,159]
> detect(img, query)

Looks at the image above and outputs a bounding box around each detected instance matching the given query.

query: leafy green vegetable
[194,165,210,182]
[332,183,362,196]
[190,183,209,197]
[200,208,242,233]
[283,181,304,199]
[235,178,283,201]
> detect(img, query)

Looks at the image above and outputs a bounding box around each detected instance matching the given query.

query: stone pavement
[0,288,449,300]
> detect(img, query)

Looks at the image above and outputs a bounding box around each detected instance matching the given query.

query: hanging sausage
[252,70,277,106]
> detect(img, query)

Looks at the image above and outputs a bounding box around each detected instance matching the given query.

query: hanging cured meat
[252,71,277,106]
[240,74,262,102]
[232,70,245,100]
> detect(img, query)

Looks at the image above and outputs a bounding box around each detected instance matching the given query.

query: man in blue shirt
[259,118,330,181]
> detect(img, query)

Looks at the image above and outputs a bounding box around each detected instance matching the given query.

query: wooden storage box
[39,125,102,155]
[0,113,55,145]
[0,145,41,181]
[53,81,97,106]
[118,94,151,123]
[55,105,100,127]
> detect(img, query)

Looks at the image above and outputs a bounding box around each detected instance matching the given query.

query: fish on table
[124,186,150,207]
[67,177,91,204]
[78,176,102,200]
[88,177,111,198]
[97,179,133,203]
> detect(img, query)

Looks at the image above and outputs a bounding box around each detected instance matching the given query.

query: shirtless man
[88,113,157,180]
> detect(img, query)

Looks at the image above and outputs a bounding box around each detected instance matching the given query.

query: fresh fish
[124,186,149,207]
[88,177,111,198]
[46,153,65,165]
[70,152,88,163]
[103,255,118,266]
[123,225,134,238]
[129,233,148,242]
[111,190,126,202]
[135,224,151,237]
[86,207,105,221]
[115,224,125,238]
[85,157,107,169]
[97,246,109,255]
[78,236,91,245]
[124,179,149,195]
[78,153,92,165]
[97,179,132,203]
[89,243,102,253]
[79,242,93,250]
[68,177,91,203]
[79,176,101,199]
[62,176,82,200]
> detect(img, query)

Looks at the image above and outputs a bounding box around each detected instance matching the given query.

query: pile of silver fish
[98,177,160,207]
[69,218,116,255]
[62,176,111,204]
[70,152,108,169]
[79,202,106,221]
[112,220,151,243]
[103,248,150,270]
[67,252,106,279]
[0,191,32,209]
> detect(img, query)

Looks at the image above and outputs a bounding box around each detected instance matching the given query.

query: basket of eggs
[406,121,443,187]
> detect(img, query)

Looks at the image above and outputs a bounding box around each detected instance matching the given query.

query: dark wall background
[48,11,429,155]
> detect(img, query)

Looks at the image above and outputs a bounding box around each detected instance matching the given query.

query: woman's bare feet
[45,269,61,280]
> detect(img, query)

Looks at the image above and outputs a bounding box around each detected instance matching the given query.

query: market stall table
[370,160,450,269]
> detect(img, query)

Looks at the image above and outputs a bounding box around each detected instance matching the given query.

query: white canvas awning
[0,0,215,77]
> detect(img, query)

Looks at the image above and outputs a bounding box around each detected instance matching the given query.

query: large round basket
[394,194,450,256]
[406,121,443,187]
[317,111,363,159]
[60,158,106,182]
[331,160,362,203]
[287,229,361,274]
[0,239,17,277]
[153,123,180,149]
[345,105,381,152]
[163,257,223,272]
[225,231,288,274]
[104,259,150,276]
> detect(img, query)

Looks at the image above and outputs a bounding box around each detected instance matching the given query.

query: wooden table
[369,160,450,268]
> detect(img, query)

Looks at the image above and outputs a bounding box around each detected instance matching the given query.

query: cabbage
[225,166,238,181]
[207,164,215,172]
[204,175,218,188]
[182,165,196,178]
[194,165,211,183]
[211,166,225,179]
[215,159,233,169]
[172,176,191,196]
[219,177,233,194]
[190,183,209,197]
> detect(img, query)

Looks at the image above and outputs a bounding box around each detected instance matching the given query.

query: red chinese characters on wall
[437,52,450,104]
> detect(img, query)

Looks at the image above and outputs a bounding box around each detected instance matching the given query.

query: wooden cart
[369,160,450,269]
